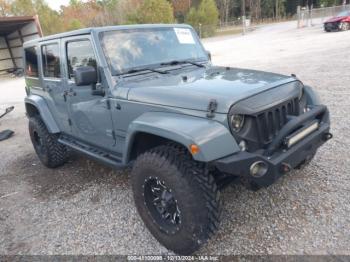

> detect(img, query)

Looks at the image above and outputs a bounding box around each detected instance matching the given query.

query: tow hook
[281,162,291,174]
[323,132,333,141]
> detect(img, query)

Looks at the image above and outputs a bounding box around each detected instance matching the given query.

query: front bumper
[324,22,340,31]
[215,106,331,187]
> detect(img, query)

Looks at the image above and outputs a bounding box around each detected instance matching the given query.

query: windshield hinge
[207,99,218,118]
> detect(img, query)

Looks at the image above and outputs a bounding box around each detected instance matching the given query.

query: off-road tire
[131,144,221,255]
[28,116,70,168]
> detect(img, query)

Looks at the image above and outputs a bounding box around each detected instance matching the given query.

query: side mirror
[74,66,97,86]
[206,50,212,61]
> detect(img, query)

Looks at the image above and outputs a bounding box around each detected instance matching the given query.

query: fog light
[250,161,268,178]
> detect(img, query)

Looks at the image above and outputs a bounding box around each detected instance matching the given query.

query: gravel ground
[0,21,349,255]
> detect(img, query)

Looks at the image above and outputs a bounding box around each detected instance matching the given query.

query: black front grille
[255,98,300,145]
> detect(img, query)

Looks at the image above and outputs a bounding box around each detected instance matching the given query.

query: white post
[297,5,301,28]
[321,4,324,23]
[310,4,313,26]
[242,0,246,35]
[242,16,246,35]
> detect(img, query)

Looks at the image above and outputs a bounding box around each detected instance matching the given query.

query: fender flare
[304,85,322,105]
[25,95,60,133]
[124,112,240,163]
[303,85,330,123]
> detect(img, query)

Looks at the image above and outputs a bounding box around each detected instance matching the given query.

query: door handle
[62,90,75,102]
[63,90,76,97]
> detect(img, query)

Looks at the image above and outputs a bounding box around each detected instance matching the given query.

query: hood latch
[207,99,218,118]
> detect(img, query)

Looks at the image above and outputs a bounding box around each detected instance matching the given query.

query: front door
[62,36,115,151]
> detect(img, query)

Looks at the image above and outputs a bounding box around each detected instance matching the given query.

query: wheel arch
[25,95,60,134]
[123,112,240,164]
[127,132,184,162]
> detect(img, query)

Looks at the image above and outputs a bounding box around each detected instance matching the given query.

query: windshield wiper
[118,67,167,76]
[160,60,205,68]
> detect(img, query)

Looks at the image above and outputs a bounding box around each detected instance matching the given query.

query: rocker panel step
[58,135,124,169]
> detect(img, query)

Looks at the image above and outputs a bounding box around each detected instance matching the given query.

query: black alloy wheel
[143,177,181,234]
[29,116,70,168]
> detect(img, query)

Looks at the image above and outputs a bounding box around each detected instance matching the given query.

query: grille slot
[255,98,299,145]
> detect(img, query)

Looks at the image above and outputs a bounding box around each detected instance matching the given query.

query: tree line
[0,0,349,36]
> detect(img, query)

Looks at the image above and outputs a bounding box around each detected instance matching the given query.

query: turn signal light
[189,144,200,155]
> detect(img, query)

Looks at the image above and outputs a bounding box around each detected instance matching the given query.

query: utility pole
[242,0,246,35]
[242,0,246,17]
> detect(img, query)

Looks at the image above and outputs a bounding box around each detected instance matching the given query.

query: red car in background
[324,10,350,31]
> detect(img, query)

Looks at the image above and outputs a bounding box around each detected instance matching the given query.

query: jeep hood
[122,66,299,113]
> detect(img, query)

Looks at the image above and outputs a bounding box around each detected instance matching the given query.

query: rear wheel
[29,116,70,168]
[131,144,221,255]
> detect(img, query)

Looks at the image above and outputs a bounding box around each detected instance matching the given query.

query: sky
[46,0,71,11]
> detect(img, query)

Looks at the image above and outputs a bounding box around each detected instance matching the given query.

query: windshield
[100,27,208,75]
[337,11,350,17]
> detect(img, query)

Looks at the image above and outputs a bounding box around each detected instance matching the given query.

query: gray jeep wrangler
[23,24,332,254]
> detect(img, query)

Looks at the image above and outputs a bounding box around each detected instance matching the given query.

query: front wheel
[131,144,221,255]
[339,22,350,31]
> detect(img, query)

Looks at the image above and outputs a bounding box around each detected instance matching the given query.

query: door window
[42,44,61,78]
[24,47,39,77]
[66,40,97,79]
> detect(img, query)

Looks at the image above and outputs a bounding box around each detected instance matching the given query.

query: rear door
[62,35,116,151]
[40,40,71,134]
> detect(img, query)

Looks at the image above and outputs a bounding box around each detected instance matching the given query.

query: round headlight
[230,114,245,132]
